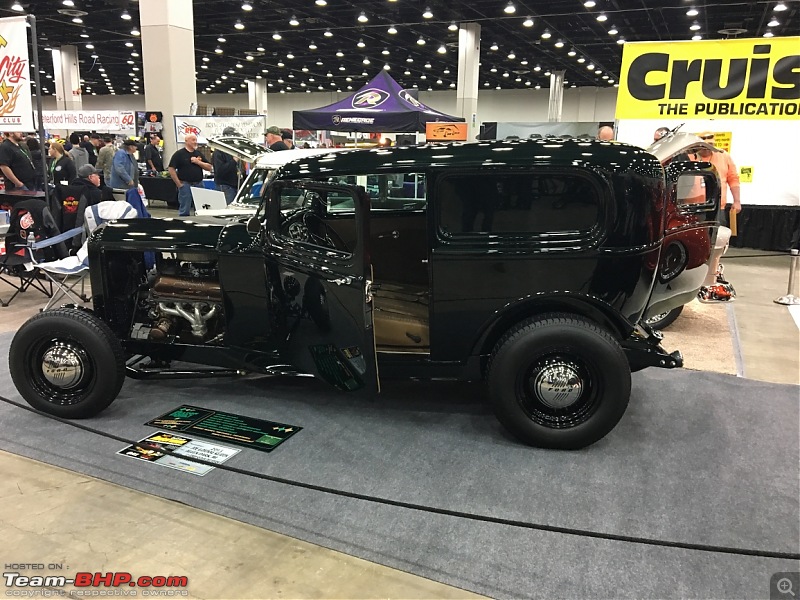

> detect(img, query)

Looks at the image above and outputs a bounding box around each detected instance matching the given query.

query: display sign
[117,432,240,477]
[0,16,34,131]
[694,131,732,153]
[426,122,468,141]
[739,166,753,183]
[617,37,800,120]
[146,405,301,453]
[173,115,266,143]
[37,110,136,132]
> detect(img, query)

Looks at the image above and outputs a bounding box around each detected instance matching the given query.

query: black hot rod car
[9,138,720,449]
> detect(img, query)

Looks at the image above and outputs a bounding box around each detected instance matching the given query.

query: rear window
[438,171,600,237]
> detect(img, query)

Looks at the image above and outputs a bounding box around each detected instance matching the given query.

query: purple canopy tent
[292,70,465,133]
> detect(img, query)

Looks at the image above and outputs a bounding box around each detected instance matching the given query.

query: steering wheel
[281,209,349,252]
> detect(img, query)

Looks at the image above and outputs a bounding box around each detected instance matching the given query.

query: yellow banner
[616,37,800,120]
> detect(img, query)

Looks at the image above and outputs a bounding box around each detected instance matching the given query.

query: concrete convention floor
[0,237,797,598]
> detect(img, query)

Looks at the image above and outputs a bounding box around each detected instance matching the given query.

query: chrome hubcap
[41,343,85,389]
[531,360,583,409]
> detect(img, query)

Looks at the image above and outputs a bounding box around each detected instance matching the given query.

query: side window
[238,168,273,204]
[438,171,599,237]
[324,173,427,211]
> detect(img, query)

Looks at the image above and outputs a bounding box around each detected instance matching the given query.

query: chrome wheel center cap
[532,362,583,408]
[42,345,84,389]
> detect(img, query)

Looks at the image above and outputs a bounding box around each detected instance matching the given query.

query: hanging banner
[173,115,266,143]
[0,16,34,131]
[616,37,800,120]
[36,110,136,132]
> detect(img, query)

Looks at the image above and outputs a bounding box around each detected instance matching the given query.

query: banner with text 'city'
[0,16,33,131]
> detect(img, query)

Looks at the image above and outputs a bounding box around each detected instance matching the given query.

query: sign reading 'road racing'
[616,37,800,120]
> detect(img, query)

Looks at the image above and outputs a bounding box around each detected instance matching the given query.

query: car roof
[274,138,662,180]
[253,147,344,168]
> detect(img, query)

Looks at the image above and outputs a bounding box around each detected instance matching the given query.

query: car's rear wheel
[644,305,684,330]
[9,308,126,419]
[487,313,631,449]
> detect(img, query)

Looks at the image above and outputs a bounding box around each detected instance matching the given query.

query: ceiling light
[120,10,131,20]
[125,42,133,47]
[692,34,702,40]
[406,57,413,63]
[289,16,299,26]
[490,43,499,51]
[577,57,585,63]
[131,27,140,36]
[202,56,210,62]
[62,0,74,5]
[507,52,516,59]
[131,51,139,57]
[308,42,317,50]
[686,7,698,16]
[357,11,368,22]
[277,62,284,67]
[242,2,253,10]
[273,32,282,40]
[384,64,391,70]
[324,29,333,37]
[72,17,83,23]
[422,7,433,18]
[584,0,596,5]
[336,50,344,57]
[425,62,432,68]
[217,37,226,43]
[690,21,701,31]
[541,29,551,39]
[388,25,398,34]
[382,48,390,55]
[523,17,534,27]
[768,18,779,27]
[596,13,608,22]
[490,67,498,72]
[357,39,365,48]
[586,63,595,70]
[533,64,541,71]
[85,43,94,49]
[448,22,458,31]
[519,60,527,66]
[608,27,618,35]
[417,36,426,45]
[11,1,23,11]
[235,20,245,30]
[363,58,370,65]
[774,2,787,11]
[502,72,509,78]
[315,0,327,5]
[555,40,565,48]
[504,2,516,14]
[763,30,774,37]
[616,37,625,44]
[215,46,223,53]
[568,48,577,56]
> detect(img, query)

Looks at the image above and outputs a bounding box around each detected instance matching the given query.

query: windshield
[235,168,275,207]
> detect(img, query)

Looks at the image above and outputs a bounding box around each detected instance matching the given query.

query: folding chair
[0,198,66,307]
[33,201,138,311]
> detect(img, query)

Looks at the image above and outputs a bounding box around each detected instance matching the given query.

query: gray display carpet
[1,332,798,598]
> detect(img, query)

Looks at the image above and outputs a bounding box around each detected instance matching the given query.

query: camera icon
[772,572,800,600]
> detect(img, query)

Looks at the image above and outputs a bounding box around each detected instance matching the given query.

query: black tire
[643,305,684,330]
[487,313,631,450]
[9,308,126,419]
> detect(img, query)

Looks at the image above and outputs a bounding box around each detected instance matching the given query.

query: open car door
[267,180,379,393]
[207,135,272,163]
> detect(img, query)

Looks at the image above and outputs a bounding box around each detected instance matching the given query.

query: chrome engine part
[133,258,225,343]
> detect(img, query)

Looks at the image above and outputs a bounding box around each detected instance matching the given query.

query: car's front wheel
[487,314,631,449]
[9,308,126,419]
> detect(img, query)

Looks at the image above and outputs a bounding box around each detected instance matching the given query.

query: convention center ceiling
[8,0,799,96]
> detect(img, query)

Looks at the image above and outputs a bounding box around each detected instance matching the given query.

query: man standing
[168,133,212,216]
[68,133,90,170]
[596,125,615,141]
[143,134,164,173]
[109,139,139,190]
[213,126,240,204]
[694,132,742,302]
[95,137,115,185]
[265,126,288,151]
[81,133,100,166]
[0,131,36,191]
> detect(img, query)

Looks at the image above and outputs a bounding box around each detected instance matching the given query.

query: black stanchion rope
[0,393,797,562]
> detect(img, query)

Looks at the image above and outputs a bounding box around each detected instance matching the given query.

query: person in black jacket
[213,126,240,204]
[69,164,104,207]
[26,137,45,191]
[47,142,77,186]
